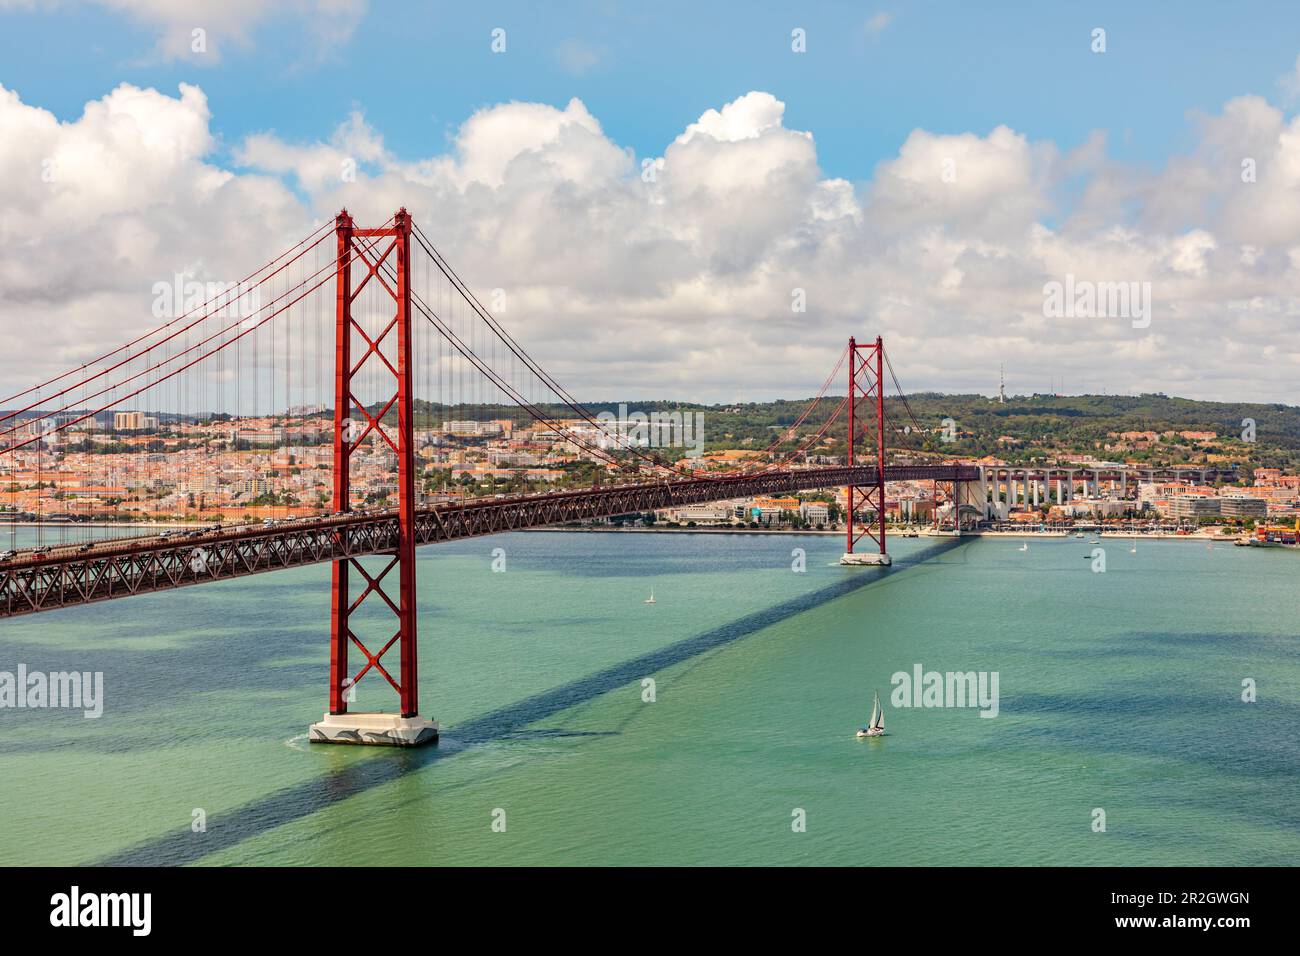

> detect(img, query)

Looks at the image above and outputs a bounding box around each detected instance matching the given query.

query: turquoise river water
[0,529,1296,865]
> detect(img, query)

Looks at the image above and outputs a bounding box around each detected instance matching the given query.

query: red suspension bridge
[0,209,977,745]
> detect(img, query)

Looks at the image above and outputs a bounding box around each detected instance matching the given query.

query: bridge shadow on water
[99,537,965,865]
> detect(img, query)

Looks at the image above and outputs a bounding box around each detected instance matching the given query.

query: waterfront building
[1219,496,1267,519]
[1170,495,1221,520]
[800,502,830,524]
[660,504,733,524]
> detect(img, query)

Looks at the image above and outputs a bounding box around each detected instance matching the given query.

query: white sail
[875,708,885,731]
[868,693,879,729]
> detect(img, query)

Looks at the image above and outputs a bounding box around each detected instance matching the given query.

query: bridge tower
[841,335,891,566]
[309,208,438,747]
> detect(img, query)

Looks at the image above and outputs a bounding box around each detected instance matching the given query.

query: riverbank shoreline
[522,526,1243,541]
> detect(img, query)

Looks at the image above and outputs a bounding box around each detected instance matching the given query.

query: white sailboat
[1018,542,1029,552]
[857,690,886,738]
[1130,535,1137,554]
[644,590,656,604]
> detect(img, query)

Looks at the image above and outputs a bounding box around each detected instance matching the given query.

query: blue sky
[5,1,1300,403]
[5,0,1300,182]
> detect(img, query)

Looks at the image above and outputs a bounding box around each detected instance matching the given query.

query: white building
[660,504,732,524]
[441,420,502,437]
[801,502,830,524]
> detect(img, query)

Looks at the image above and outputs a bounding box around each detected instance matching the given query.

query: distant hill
[412,392,1298,470]
[876,392,1296,467]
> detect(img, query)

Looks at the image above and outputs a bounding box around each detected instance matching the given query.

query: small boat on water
[857,691,886,738]
[1074,532,1085,538]
[644,590,656,604]
[1018,542,1029,552]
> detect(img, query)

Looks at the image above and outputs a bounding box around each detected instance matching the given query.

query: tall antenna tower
[998,364,1006,404]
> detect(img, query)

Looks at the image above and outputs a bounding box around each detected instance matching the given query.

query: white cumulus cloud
[4,82,1300,405]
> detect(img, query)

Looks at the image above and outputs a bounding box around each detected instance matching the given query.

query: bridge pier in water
[308,209,438,747]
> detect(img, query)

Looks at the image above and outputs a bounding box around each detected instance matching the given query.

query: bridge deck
[0,464,976,618]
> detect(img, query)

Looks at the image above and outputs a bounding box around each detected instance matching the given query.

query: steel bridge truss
[845,335,888,557]
[329,209,420,718]
[0,464,979,620]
